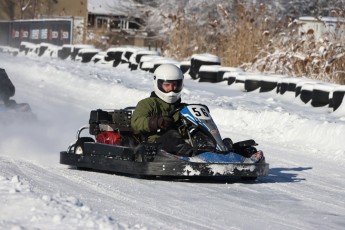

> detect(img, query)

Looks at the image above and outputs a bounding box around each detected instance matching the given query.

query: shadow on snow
[68,166,313,184]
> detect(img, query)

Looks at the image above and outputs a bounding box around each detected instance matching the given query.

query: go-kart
[0,68,35,122]
[60,104,269,180]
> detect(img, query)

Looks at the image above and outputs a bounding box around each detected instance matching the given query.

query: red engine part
[96,131,122,145]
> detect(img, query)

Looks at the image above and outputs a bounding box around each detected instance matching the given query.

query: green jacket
[131,92,181,142]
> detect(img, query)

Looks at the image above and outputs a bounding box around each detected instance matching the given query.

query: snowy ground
[1,52,345,230]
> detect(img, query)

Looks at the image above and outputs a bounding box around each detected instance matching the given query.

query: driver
[131,64,193,156]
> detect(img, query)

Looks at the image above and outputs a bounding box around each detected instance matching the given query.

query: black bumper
[60,150,269,178]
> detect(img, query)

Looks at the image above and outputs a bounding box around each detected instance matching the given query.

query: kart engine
[96,131,122,145]
[89,108,134,146]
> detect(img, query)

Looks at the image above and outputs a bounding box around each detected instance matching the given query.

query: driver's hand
[149,116,174,132]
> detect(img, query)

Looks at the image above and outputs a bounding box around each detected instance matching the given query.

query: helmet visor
[157,79,183,93]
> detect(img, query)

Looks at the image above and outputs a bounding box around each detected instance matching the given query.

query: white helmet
[153,64,184,103]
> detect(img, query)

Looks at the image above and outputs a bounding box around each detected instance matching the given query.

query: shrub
[163,2,345,85]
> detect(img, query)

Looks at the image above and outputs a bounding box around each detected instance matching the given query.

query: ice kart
[0,68,35,122]
[60,104,269,180]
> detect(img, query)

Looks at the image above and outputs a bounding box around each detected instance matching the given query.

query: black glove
[149,116,174,132]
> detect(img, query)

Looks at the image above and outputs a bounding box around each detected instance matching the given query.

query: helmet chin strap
[157,91,180,104]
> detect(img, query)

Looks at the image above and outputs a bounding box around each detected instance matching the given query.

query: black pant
[156,129,186,154]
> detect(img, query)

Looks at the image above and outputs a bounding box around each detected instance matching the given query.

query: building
[0,0,148,46]
[298,16,345,40]
[87,0,142,31]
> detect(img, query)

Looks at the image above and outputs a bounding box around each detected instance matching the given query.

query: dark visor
[157,79,183,93]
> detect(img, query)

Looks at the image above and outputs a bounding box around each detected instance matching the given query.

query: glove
[149,116,174,132]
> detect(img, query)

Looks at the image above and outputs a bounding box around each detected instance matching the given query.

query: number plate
[187,105,211,120]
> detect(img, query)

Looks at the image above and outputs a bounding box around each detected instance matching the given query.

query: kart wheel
[192,131,216,151]
[223,138,233,151]
[74,137,94,154]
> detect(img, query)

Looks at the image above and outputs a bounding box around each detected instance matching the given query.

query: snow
[88,0,133,16]
[219,66,244,73]
[312,83,336,92]
[191,53,221,63]
[1,51,345,229]
[199,65,221,72]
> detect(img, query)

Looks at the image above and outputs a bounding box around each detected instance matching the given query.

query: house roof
[299,16,345,23]
[88,0,134,15]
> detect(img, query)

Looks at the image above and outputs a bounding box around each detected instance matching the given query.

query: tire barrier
[128,53,139,70]
[235,73,246,84]
[79,49,100,63]
[244,74,262,92]
[91,52,107,64]
[180,61,191,74]
[245,79,261,92]
[121,47,137,64]
[295,84,302,97]
[276,77,303,95]
[135,50,160,64]
[19,42,38,56]
[288,78,301,93]
[58,44,73,60]
[140,61,155,72]
[104,47,126,67]
[3,42,345,115]
[299,83,314,104]
[140,58,179,73]
[152,63,162,73]
[105,47,124,61]
[19,42,28,54]
[71,45,95,61]
[224,72,236,85]
[311,83,336,107]
[218,67,243,82]
[139,55,162,71]
[0,46,19,56]
[129,59,138,70]
[129,50,160,71]
[276,78,288,94]
[234,73,247,91]
[37,43,59,57]
[198,65,222,83]
[189,53,220,80]
[295,79,315,97]
[260,75,281,93]
[331,86,345,111]
[38,43,49,57]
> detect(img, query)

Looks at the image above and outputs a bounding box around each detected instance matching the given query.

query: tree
[17,0,58,19]
[0,0,16,20]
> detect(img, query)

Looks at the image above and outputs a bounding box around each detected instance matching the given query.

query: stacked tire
[189,53,220,80]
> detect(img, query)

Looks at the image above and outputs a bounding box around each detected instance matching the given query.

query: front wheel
[74,137,94,154]
[223,138,233,151]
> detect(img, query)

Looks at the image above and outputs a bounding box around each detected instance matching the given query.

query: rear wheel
[74,137,94,154]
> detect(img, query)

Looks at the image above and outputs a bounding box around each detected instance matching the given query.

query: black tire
[74,137,95,154]
[223,138,233,151]
[192,131,216,152]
